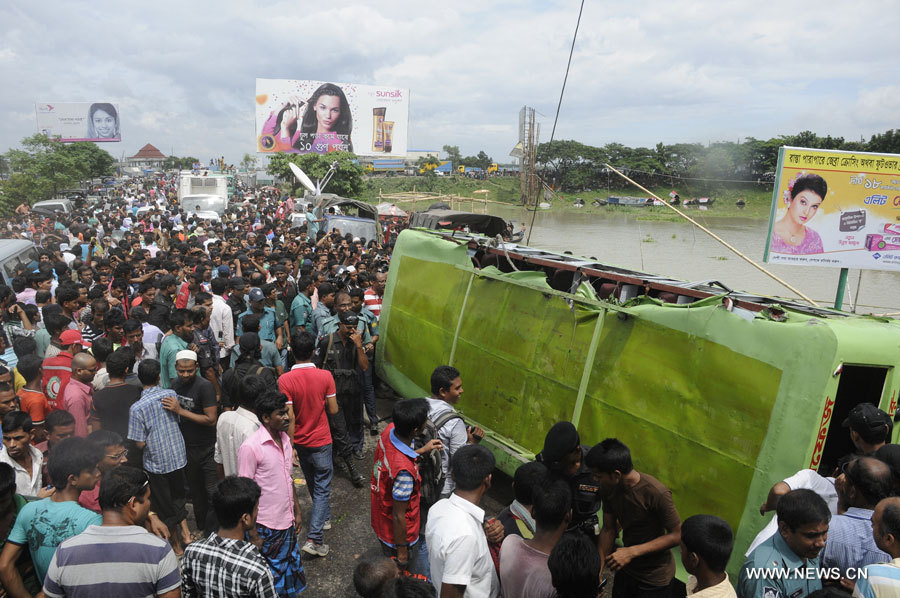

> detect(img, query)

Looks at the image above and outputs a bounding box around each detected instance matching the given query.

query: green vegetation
[267,151,364,198]
[161,156,199,170]
[0,134,116,213]
[536,129,900,194]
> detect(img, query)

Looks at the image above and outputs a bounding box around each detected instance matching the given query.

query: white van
[32,199,74,214]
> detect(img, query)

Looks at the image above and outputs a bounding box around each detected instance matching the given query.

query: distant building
[127,144,166,170]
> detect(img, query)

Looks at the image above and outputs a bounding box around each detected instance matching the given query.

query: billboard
[35,102,121,142]
[763,146,900,272]
[255,79,409,157]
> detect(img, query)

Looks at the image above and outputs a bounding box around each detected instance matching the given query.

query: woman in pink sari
[771,173,827,254]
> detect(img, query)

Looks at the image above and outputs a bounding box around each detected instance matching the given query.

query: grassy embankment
[359,175,775,220]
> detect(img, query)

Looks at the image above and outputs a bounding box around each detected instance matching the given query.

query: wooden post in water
[834,268,849,310]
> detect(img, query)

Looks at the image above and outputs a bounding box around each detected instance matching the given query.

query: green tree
[240,153,258,172]
[267,151,364,197]
[442,145,462,166]
[62,142,116,178]
[2,134,86,208]
[162,156,196,170]
[475,151,493,171]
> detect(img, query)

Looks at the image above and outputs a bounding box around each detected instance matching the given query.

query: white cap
[175,350,198,362]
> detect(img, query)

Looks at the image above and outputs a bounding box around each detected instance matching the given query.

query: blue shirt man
[237,289,278,343]
[738,489,830,598]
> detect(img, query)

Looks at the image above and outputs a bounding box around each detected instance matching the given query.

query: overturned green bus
[376,228,900,576]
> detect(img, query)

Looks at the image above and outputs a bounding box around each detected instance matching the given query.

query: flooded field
[489,206,900,314]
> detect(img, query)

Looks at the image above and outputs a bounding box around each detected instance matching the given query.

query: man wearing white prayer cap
[165,348,219,534]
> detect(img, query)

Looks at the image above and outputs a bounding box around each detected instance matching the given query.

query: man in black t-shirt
[90,348,143,468]
[164,349,219,535]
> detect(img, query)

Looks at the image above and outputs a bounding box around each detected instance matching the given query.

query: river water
[485,206,900,314]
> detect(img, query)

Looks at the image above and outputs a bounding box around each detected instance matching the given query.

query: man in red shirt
[371,398,439,578]
[363,271,386,320]
[42,330,89,411]
[278,330,338,557]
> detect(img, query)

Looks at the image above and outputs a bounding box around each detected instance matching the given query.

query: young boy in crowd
[0,411,45,499]
[15,354,51,442]
[680,514,736,597]
[0,437,103,595]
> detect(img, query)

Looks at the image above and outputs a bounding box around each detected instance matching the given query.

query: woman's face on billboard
[315,94,341,132]
[93,109,116,138]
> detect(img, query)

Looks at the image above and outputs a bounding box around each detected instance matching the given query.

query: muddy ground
[294,392,515,596]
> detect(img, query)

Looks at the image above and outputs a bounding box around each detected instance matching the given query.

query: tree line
[535,129,900,192]
[0,134,118,213]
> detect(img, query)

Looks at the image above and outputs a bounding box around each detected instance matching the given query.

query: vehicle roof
[33,198,73,205]
[0,239,36,260]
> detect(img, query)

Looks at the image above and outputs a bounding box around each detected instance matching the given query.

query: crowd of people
[357,372,900,598]
[0,173,899,598]
[0,173,395,597]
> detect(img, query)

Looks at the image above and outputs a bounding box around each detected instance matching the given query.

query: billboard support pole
[834,268,849,310]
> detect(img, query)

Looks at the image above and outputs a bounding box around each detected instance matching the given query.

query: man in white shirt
[426,444,500,598]
[209,278,235,361]
[214,376,261,477]
[0,412,45,499]
[748,468,839,555]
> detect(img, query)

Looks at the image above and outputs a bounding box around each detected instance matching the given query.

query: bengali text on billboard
[255,78,409,157]
[763,146,900,271]
[34,102,121,142]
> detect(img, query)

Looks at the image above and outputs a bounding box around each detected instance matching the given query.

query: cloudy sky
[2,0,898,165]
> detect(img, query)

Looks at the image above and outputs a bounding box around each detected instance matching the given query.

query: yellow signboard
[764,146,900,271]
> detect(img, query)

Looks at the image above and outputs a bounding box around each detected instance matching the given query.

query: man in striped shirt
[363,271,386,320]
[43,466,180,598]
[182,476,278,598]
[856,497,900,598]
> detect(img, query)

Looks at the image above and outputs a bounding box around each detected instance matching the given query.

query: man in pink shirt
[63,352,97,437]
[238,390,306,596]
[279,330,339,557]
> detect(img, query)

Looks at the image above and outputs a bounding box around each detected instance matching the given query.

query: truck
[178,172,232,202]
[365,159,406,173]
[178,171,231,215]
[418,160,453,174]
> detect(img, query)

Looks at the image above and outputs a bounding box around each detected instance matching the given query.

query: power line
[526,0,585,245]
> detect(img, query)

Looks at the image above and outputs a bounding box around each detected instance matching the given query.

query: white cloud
[0,0,898,163]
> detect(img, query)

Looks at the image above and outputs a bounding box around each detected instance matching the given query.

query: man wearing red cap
[41,330,89,412]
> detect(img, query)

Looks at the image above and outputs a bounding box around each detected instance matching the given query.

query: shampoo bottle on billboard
[372,107,386,152]
[382,121,394,153]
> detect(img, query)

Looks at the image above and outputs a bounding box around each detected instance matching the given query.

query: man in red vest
[371,398,441,578]
[42,330,90,411]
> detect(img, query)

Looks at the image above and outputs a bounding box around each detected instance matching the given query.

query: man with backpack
[424,366,484,500]
[416,365,489,580]
[314,310,367,488]
[371,398,441,578]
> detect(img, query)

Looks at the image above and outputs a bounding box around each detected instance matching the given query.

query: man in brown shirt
[589,438,682,597]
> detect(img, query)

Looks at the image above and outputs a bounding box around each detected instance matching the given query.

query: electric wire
[526,0,586,245]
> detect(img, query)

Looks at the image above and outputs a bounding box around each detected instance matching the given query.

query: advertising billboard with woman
[255,79,409,157]
[34,102,121,142]
[764,146,900,272]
